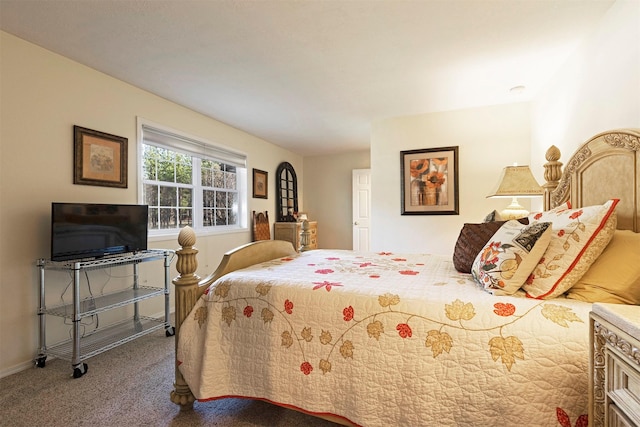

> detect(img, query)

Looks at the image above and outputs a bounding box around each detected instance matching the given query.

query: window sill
[148,226,249,243]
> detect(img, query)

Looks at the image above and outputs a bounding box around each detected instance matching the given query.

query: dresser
[590,303,640,427]
[274,221,317,251]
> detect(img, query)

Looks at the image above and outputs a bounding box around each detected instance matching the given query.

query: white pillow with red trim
[522,199,619,299]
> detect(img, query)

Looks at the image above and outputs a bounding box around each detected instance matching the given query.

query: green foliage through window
[142,144,240,232]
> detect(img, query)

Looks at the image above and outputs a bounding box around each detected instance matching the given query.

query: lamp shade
[487,165,543,198]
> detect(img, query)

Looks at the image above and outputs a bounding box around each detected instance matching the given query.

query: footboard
[170,226,297,408]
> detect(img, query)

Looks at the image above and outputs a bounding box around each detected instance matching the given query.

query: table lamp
[487,165,543,219]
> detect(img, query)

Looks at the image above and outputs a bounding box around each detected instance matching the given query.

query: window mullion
[192,157,202,229]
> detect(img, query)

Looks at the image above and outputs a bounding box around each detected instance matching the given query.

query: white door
[352,169,371,251]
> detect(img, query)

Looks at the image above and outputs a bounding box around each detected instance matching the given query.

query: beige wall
[530,0,640,187]
[303,150,370,249]
[0,32,302,375]
[370,103,532,256]
[368,0,639,257]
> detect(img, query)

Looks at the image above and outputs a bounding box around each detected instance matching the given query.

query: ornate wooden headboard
[542,129,640,232]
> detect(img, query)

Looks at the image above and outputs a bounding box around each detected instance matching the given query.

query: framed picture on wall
[73,125,128,188]
[400,146,459,215]
[253,168,268,199]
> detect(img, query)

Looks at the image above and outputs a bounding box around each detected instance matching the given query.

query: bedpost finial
[543,145,563,210]
[545,145,561,162]
[178,226,196,248]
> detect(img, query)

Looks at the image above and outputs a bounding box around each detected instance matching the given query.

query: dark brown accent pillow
[452,218,529,273]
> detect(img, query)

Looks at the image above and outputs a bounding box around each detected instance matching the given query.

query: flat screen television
[51,203,149,261]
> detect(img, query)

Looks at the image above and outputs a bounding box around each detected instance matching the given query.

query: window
[138,120,247,235]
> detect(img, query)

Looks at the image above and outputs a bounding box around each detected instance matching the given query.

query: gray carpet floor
[0,328,341,427]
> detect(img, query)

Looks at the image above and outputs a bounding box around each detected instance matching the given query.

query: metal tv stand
[36,249,175,378]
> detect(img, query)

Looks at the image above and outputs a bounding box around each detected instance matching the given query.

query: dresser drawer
[591,305,640,427]
[609,404,635,427]
[607,350,640,426]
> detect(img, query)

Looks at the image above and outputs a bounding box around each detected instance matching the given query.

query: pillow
[471,220,552,296]
[523,199,619,299]
[453,218,529,273]
[527,201,571,223]
[483,210,501,222]
[566,230,640,305]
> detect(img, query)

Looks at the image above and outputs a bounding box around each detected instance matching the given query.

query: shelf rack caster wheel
[166,326,175,337]
[35,356,47,368]
[72,362,88,378]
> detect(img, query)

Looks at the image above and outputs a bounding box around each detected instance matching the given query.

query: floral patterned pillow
[527,201,571,223]
[522,199,619,299]
[471,220,552,296]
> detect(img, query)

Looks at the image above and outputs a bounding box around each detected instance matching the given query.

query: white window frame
[137,117,248,239]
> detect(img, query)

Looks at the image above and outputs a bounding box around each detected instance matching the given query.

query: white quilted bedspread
[178,250,592,427]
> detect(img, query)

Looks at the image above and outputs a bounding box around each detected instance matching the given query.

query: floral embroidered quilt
[177,250,591,427]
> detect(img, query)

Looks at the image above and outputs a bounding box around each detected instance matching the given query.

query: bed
[169,129,640,427]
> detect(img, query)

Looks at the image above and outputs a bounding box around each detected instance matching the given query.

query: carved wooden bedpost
[170,226,200,409]
[543,145,563,210]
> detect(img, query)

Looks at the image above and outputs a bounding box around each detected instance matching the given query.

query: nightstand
[590,303,640,427]
[274,221,317,251]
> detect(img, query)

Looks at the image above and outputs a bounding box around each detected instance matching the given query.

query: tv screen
[51,203,149,261]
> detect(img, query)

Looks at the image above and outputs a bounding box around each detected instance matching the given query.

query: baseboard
[0,359,42,379]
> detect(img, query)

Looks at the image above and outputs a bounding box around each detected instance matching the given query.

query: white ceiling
[0,0,615,156]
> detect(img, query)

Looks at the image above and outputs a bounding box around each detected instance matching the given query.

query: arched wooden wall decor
[276,162,298,222]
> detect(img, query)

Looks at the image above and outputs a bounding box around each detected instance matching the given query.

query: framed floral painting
[400,146,459,215]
